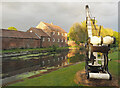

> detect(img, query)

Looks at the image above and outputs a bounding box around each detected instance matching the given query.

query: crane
[85,5,115,80]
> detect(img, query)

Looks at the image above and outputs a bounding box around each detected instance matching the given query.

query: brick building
[36,22,68,47]
[0,22,68,50]
[0,29,42,50]
[27,27,50,47]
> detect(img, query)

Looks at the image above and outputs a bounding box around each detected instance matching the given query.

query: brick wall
[41,36,52,47]
[45,31,67,47]
[1,37,41,50]
[50,31,68,47]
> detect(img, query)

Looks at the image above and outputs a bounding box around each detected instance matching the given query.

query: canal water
[2,49,85,85]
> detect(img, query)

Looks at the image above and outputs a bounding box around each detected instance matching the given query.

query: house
[36,22,68,47]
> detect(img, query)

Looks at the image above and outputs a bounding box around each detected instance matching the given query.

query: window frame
[53,38,55,42]
[48,38,50,42]
[42,37,45,42]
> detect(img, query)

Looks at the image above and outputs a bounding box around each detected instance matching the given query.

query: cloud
[1,2,118,32]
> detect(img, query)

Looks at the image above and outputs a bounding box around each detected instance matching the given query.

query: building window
[48,38,50,42]
[52,31,55,35]
[58,39,60,42]
[53,38,55,42]
[30,30,32,33]
[42,38,45,42]
[58,32,60,35]
[65,39,67,42]
[61,33,63,36]
[65,33,67,36]
[61,39,63,42]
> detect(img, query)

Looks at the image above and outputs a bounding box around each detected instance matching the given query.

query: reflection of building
[0,22,68,50]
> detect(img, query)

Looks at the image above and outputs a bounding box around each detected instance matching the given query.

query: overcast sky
[1,0,119,32]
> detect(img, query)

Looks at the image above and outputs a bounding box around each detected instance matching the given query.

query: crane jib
[86,6,92,38]
[84,5,115,80]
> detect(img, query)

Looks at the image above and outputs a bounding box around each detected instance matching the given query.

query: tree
[68,22,87,44]
[8,27,17,31]
[68,20,118,48]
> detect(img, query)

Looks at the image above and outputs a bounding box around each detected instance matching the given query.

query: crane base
[87,72,112,80]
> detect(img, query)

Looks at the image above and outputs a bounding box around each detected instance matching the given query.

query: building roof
[0,29,39,39]
[28,27,50,37]
[38,22,67,33]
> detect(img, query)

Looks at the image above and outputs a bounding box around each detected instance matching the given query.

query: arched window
[52,31,55,35]
[48,38,50,42]
[53,38,55,42]
[65,39,67,42]
[58,39,60,42]
[61,33,63,36]
[42,38,45,42]
[58,32,60,35]
[65,33,67,36]
[61,39,63,42]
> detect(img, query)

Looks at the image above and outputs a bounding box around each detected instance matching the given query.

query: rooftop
[28,27,50,37]
[0,29,39,39]
[37,22,67,33]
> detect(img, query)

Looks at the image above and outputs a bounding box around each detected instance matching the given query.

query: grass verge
[9,62,85,86]
[108,51,120,86]
[2,47,69,53]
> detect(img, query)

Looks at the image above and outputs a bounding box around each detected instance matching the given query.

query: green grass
[2,48,52,53]
[108,51,119,76]
[108,51,120,86]
[108,51,120,60]
[10,62,85,86]
[2,47,69,53]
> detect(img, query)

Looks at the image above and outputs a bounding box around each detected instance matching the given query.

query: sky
[0,0,119,32]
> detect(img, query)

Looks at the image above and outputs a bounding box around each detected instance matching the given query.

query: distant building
[0,22,68,50]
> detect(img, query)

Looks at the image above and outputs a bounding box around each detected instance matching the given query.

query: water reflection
[2,49,85,79]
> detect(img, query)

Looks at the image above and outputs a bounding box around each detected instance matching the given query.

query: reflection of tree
[67,49,80,58]
[68,53,85,63]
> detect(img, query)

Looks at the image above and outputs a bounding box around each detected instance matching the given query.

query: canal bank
[9,62,85,86]
[6,51,119,87]
[2,47,85,86]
